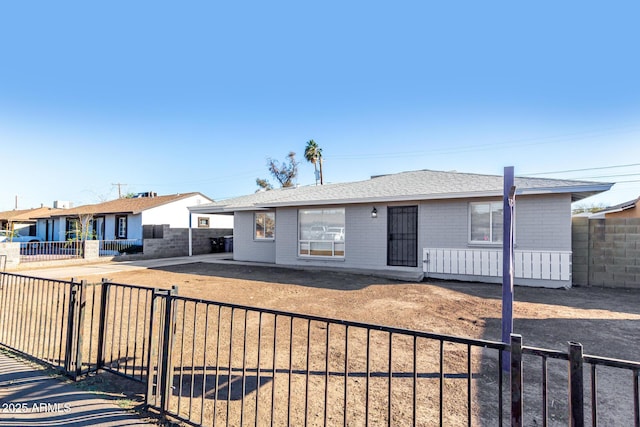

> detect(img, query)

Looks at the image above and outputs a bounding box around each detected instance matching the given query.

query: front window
[198,217,210,228]
[255,212,275,239]
[116,215,128,239]
[299,208,345,257]
[469,202,503,243]
[66,218,80,240]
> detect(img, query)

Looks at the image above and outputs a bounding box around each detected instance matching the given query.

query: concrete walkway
[0,350,156,426]
[13,253,234,280]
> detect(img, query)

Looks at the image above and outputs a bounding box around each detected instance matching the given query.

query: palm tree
[304,139,324,185]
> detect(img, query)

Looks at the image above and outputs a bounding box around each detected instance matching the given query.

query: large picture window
[299,208,345,257]
[255,212,275,239]
[469,202,504,243]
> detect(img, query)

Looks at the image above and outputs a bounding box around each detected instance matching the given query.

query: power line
[522,163,640,176]
[328,125,640,160]
[111,183,127,198]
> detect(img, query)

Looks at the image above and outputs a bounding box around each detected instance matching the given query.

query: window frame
[254,211,275,240]
[468,201,505,245]
[115,215,128,240]
[197,217,210,228]
[298,208,345,258]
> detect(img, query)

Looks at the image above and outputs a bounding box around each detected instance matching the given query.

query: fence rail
[99,239,143,257]
[0,273,84,377]
[19,240,84,263]
[148,293,507,426]
[0,271,639,426]
[424,248,572,281]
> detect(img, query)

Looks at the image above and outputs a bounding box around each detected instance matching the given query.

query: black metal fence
[0,273,84,377]
[0,271,639,426]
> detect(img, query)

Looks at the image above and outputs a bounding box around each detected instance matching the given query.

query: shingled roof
[190,169,613,213]
[44,192,208,217]
[0,207,65,222]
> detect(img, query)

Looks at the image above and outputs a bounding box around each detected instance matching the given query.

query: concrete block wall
[571,217,589,286]
[572,217,640,288]
[143,225,233,258]
[0,243,20,269]
[83,240,100,261]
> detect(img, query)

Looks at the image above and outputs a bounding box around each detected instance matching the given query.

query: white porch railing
[423,248,571,281]
[20,241,83,262]
[99,239,143,256]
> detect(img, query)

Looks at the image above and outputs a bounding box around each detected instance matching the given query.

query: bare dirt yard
[70,261,640,426]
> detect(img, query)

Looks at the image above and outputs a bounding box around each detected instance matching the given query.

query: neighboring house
[0,207,63,237]
[189,169,613,288]
[34,192,229,242]
[586,196,640,219]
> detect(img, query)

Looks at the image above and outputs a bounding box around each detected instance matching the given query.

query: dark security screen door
[387,206,418,267]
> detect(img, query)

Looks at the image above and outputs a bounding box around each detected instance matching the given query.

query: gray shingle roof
[191,169,613,213]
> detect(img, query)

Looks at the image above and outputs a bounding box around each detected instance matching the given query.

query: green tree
[256,151,299,190]
[255,178,274,192]
[304,139,324,185]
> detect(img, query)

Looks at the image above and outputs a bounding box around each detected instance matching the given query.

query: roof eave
[257,184,615,208]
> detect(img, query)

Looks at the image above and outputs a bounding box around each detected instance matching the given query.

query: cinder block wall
[571,217,590,286]
[0,242,20,269]
[143,225,233,258]
[572,217,640,288]
[83,240,100,260]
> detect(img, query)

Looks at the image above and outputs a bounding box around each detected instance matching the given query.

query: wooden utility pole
[112,183,127,198]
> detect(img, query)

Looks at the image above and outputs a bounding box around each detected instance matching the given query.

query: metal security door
[387,206,418,267]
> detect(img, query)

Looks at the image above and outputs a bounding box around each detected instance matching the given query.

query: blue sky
[1,1,639,211]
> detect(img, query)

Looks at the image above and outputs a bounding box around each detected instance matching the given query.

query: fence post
[568,341,585,427]
[159,285,179,414]
[96,279,111,370]
[510,334,523,427]
[64,282,78,375]
[145,288,164,407]
[73,280,87,379]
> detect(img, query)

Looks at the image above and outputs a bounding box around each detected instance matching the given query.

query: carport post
[188,213,193,256]
[502,166,516,371]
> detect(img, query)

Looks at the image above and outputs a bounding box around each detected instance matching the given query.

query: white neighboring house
[35,192,232,242]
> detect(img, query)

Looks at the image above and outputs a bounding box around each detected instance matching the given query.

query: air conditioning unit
[53,201,72,209]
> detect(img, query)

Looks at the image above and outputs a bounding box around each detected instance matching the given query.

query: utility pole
[112,183,127,198]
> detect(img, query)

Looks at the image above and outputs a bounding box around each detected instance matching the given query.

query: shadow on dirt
[425,279,640,316]
[148,262,406,291]
[477,316,640,426]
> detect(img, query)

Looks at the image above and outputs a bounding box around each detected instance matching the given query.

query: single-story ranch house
[189,169,613,288]
[33,192,231,242]
[0,206,63,236]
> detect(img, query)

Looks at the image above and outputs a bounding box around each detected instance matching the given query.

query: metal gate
[387,206,418,267]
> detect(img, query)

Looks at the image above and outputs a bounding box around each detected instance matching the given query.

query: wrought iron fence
[513,337,640,426]
[1,271,639,426]
[147,293,507,426]
[0,273,84,378]
[97,280,158,383]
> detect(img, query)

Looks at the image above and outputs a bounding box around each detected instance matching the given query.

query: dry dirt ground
[68,262,640,426]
